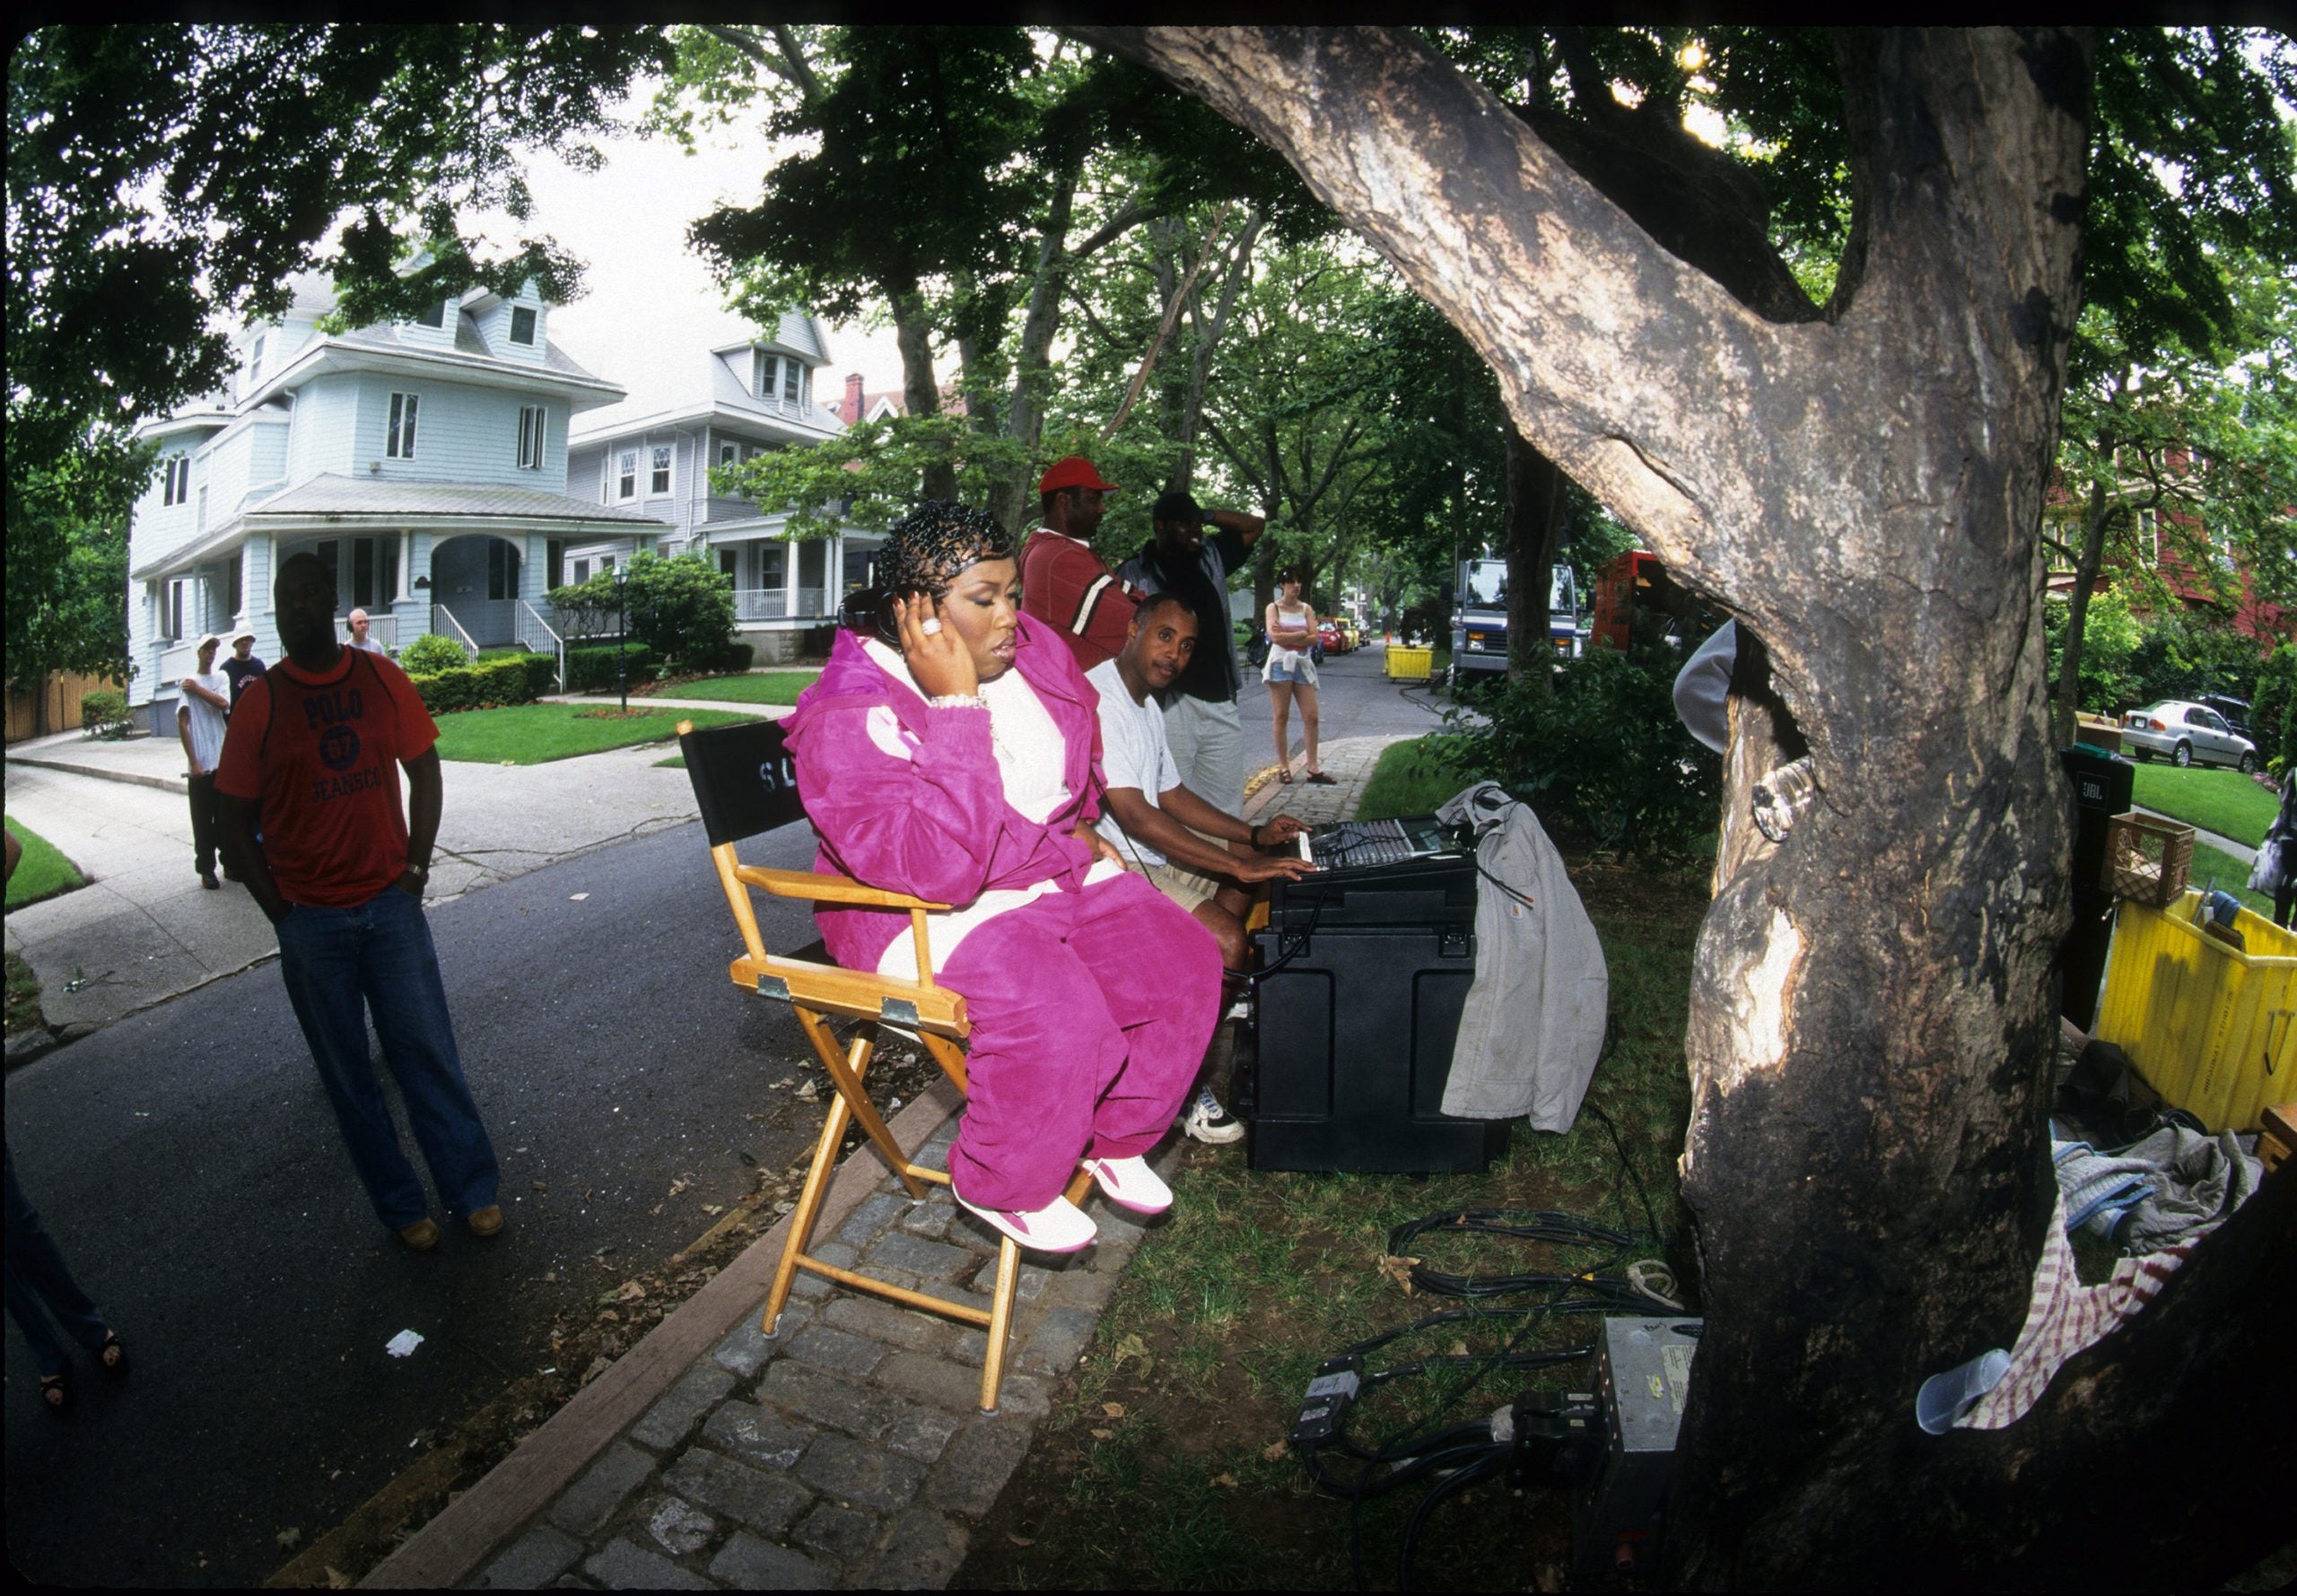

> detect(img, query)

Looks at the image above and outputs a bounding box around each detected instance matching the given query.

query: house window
[226,557,242,621]
[572,557,591,584]
[353,538,376,608]
[782,358,801,407]
[719,547,740,585]
[547,539,564,589]
[518,406,546,470]
[2139,508,2158,567]
[753,349,777,400]
[164,580,188,641]
[719,440,738,469]
[488,540,520,600]
[510,306,537,345]
[249,334,266,387]
[417,300,446,328]
[162,457,190,506]
[651,446,672,496]
[617,450,637,500]
[600,554,616,573]
[800,365,813,410]
[387,391,419,458]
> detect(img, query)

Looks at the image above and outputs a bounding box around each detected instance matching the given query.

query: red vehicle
[1317,621,1349,654]
[1589,550,1701,652]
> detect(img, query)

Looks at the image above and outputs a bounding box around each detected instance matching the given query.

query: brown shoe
[397,1217,441,1252]
[466,1205,504,1238]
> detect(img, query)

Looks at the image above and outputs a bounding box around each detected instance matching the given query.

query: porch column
[399,529,434,641]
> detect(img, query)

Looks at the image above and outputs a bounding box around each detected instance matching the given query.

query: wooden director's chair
[677,718,1094,1415]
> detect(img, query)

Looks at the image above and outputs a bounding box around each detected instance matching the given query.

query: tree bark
[1063,25,2283,1587]
[888,289,956,502]
[1502,415,1564,689]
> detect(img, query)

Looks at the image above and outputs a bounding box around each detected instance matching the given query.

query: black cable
[1397,1450,1511,1592]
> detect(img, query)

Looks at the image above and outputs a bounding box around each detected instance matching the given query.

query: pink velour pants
[938,868,1221,1211]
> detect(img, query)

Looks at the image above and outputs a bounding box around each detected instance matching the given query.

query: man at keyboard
[1087,594,1316,1143]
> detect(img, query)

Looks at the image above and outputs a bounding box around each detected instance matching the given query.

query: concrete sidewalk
[4,701,786,1064]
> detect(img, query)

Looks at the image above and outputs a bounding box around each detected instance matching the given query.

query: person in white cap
[178,633,231,889]
[222,629,266,709]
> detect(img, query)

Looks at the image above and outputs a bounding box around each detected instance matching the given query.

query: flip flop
[97,1330,128,1379]
[40,1372,69,1417]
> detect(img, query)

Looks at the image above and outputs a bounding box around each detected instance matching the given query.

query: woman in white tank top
[1262,569,1330,783]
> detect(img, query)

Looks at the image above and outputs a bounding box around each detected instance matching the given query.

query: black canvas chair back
[681,718,805,847]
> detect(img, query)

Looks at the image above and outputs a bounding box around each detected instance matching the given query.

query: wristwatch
[403,860,430,883]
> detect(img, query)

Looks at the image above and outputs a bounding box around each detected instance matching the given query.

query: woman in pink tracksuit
[782,501,1222,1252]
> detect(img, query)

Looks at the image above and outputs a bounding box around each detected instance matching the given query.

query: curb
[5,750,189,795]
[354,1077,964,1590]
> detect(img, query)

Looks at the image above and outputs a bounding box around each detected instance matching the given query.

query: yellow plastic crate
[1385,645,1433,682]
[2092,889,2297,1133]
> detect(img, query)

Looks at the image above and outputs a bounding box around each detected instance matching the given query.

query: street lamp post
[615,565,629,714]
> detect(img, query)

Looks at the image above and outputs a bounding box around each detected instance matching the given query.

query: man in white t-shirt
[1088,593,1315,1141]
[177,633,233,889]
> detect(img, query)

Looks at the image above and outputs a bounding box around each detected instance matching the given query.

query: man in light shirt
[1088,593,1314,1143]
[177,633,231,890]
[346,608,386,654]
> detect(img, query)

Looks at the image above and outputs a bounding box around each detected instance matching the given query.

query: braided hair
[883,501,1013,599]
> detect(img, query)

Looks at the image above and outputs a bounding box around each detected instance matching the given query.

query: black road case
[1245,858,1509,1173]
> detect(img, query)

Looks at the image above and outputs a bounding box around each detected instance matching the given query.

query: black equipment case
[1245,856,1509,1173]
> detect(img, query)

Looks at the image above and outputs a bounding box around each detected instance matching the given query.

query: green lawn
[2127,763,2276,848]
[1356,735,1479,820]
[431,703,752,764]
[4,816,85,911]
[2189,841,2273,918]
[656,671,818,706]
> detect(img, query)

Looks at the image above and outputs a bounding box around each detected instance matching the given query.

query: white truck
[1449,558,1580,685]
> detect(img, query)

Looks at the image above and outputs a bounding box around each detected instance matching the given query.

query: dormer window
[417,300,447,329]
[782,358,801,406]
[162,457,191,506]
[753,348,777,401]
[617,450,637,501]
[651,446,672,495]
[511,306,537,345]
[250,333,266,377]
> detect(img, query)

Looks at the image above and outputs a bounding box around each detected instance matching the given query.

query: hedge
[563,643,659,693]
[406,656,538,714]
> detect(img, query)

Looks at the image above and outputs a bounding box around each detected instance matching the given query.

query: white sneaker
[1083,1155,1173,1215]
[1183,1086,1246,1146]
[952,1189,1097,1253]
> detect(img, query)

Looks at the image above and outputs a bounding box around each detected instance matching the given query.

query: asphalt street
[4,817,828,1589]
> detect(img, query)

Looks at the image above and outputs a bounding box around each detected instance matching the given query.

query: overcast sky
[506,109,910,417]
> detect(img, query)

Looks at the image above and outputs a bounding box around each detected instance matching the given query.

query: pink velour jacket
[780,611,1109,973]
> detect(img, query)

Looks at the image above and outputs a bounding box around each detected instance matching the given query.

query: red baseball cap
[1038,456,1119,494]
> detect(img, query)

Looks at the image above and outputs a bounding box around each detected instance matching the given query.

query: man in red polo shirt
[1019,455,1139,671]
[216,553,502,1252]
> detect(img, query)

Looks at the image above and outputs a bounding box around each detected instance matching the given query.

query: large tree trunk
[888,289,956,502]
[1502,416,1565,689]
[1078,24,2291,1587]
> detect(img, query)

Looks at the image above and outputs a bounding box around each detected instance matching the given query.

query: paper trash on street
[385,1330,424,1358]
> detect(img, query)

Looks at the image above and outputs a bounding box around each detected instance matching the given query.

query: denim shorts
[1264,650,1318,686]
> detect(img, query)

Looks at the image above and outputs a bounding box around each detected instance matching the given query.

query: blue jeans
[5,1142,110,1377]
[274,885,499,1230]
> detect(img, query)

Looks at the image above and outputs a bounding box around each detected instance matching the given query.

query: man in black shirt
[222,629,266,708]
[1117,489,1265,816]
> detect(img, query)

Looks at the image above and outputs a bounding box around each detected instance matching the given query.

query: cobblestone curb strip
[363,1073,1183,1590]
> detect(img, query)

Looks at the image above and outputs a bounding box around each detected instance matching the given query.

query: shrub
[2254,642,2295,773]
[398,633,470,676]
[80,688,131,739]
[1432,642,1721,865]
[520,652,561,697]
[712,641,755,675]
[563,643,658,693]
[406,657,537,714]
[547,552,736,669]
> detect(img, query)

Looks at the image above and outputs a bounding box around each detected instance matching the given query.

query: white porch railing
[354,613,401,653]
[733,588,790,622]
[519,600,565,690]
[431,606,481,662]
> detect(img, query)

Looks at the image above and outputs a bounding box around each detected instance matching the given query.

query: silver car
[2120,700,2259,772]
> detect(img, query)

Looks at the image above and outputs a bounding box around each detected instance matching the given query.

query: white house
[565,311,880,663]
[124,273,669,730]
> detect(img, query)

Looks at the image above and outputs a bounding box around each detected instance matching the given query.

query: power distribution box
[1573,1314,1702,1580]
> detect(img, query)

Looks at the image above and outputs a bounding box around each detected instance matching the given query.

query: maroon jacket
[781,612,1109,972]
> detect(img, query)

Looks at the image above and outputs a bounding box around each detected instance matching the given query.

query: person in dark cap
[1117,487,1266,816]
[1019,456,1140,671]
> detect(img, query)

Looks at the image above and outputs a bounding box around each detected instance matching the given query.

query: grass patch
[959,856,1708,1592]
[651,671,817,706]
[2189,842,2274,918]
[4,816,86,911]
[430,703,751,764]
[1355,735,1480,821]
[2127,763,2275,848]
[4,949,44,1036]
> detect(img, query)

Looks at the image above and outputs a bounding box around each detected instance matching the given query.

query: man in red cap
[1020,455,1139,670]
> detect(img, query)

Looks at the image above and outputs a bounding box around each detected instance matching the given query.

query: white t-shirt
[1087,657,1180,867]
[179,669,231,771]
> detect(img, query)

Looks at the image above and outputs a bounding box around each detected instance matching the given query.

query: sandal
[40,1372,70,1417]
[1276,769,1294,784]
[98,1330,128,1379]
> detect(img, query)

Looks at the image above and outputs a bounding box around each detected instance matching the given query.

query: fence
[5,671,124,743]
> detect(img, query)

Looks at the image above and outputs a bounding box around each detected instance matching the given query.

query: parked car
[2119,700,2259,772]
[2196,693,2252,737]
[1317,621,1349,655]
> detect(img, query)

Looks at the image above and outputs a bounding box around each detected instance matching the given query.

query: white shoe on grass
[1183,1085,1246,1145]
[1083,1155,1173,1215]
